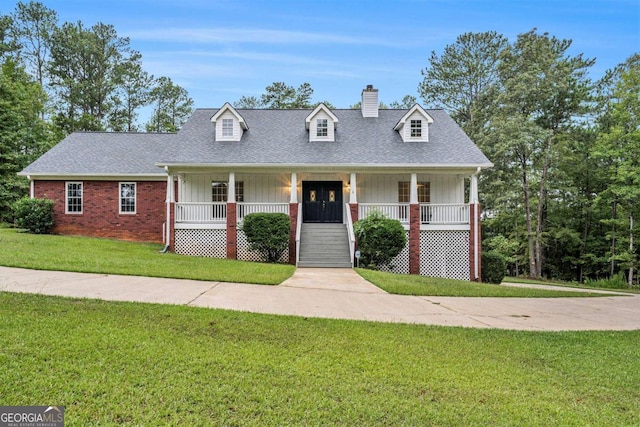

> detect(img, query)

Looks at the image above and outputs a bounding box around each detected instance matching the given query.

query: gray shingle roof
[165,108,492,167]
[20,108,492,177]
[20,132,175,176]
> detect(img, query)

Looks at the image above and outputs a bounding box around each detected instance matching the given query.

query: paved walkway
[1,266,639,331]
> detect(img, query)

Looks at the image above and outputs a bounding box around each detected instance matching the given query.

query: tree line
[419,30,638,285]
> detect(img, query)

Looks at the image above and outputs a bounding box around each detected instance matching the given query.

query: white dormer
[211,103,248,142]
[393,104,434,142]
[305,103,339,142]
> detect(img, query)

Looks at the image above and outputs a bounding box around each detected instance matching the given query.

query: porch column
[165,169,174,250]
[469,168,481,281]
[226,172,237,260]
[28,176,34,199]
[349,172,358,221]
[289,172,298,265]
[409,173,420,274]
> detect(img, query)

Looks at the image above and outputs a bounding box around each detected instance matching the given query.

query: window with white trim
[398,181,430,203]
[119,182,136,214]
[410,119,422,137]
[212,181,244,202]
[66,182,83,213]
[316,119,328,137]
[222,118,234,137]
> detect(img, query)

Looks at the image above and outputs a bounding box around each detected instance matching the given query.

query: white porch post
[470,170,479,204]
[165,169,174,247]
[410,173,418,204]
[28,176,34,198]
[290,172,298,203]
[349,172,357,204]
[227,172,236,202]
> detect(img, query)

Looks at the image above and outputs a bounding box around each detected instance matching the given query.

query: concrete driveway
[1,266,638,331]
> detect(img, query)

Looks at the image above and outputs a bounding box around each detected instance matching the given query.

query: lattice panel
[175,229,227,258]
[420,230,469,280]
[379,231,410,274]
[237,229,289,263]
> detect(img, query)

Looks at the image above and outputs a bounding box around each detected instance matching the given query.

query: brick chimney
[361,85,378,118]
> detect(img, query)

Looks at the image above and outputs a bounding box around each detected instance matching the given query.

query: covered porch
[164,168,482,281]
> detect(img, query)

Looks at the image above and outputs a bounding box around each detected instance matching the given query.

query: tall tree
[145,76,193,132]
[389,95,417,109]
[12,1,57,88]
[109,51,152,131]
[491,30,594,278]
[260,82,313,108]
[592,54,640,286]
[47,21,131,132]
[418,31,508,131]
[0,60,54,220]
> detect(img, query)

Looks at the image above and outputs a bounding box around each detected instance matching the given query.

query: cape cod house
[19,86,492,281]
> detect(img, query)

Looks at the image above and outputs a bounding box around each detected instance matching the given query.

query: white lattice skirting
[420,230,470,280]
[175,229,227,258]
[237,229,289,263]
[379,231,411,274]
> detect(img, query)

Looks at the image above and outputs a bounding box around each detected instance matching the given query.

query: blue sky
[7,0,640,109]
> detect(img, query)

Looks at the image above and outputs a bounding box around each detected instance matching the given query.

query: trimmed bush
[481,251,506,284]
[353,210,406,269]
[241,212,290,263]
[12,197,55,234]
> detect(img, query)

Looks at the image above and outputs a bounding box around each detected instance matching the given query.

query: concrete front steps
[297,223,352,268]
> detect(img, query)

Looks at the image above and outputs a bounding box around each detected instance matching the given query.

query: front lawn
[1,293,638,426]
[356,268,607,297]
[0,227,294,285]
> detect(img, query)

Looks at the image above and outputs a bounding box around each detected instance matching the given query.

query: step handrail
[345,203,355,268]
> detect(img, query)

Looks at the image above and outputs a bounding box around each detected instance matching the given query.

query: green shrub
[12,197,55,234]
[241,213,290,263]
[481,251,506,284]
[584,273,630,289]
[353,210,406,269]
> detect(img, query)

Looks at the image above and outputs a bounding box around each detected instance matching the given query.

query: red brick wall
[288,203,298,265]
[226,203,237,259]
[409,204,420,274]
[34,180,166,243]
[469,203,482,282]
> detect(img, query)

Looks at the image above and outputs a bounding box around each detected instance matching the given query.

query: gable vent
[361,85,379,118]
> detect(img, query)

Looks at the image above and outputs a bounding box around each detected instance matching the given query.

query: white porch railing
[175,202,227,223]
[237,203,290,221]
[359,203,469,225]
[359,203,410,224]
[175,202,291,223]
[422,204,469,224]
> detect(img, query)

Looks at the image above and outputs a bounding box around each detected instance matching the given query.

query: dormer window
[410,120,422,137]
[211,102,248,142]
[305,103,339,142]
[394,104,434,142]
[222,119,234,137]
[317,119,328,137]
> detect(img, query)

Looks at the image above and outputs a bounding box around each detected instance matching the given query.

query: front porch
[165,170,482,281]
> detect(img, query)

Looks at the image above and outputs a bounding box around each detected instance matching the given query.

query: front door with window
[302,181,343,223]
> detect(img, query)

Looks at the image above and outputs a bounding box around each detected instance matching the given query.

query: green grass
[1,292,638,426]
[357,268,608,297]
[0,227,294,285]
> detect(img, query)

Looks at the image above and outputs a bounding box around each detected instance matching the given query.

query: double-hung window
[222,119,234,137]
[410,119,422,137]
[66,182,83,214]
[316,119,328,137]
[212,181,244,202]
[398,181,430,203]
[119,182,136,214]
